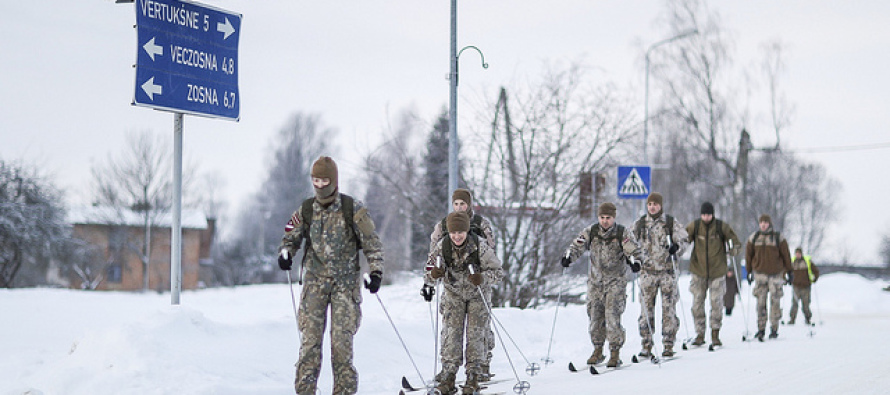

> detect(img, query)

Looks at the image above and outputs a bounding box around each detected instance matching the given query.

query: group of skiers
[274,156,820,395]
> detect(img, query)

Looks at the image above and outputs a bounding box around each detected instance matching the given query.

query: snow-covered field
[2,272,889,395]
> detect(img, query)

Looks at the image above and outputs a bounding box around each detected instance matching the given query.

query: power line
[785,141,890,154]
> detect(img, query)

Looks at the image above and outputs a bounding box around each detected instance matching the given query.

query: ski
[401,376,510,394]
[708,343,724,351]
[569,361,626,374]
[568,361,604,372]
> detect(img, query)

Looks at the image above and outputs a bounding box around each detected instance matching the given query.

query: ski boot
[637,345,652,358]
[691,333,706,346]
[606,349,621,368]
[711,329,722,346]
[587,346,605,365]
[461,373,480,395]
[435,372,456,395]
[662,345,675,358]
[755,329,765,342]
[769,329,778,339]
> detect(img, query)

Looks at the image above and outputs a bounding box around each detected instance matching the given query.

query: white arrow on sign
[141,77,163,100]
[142,37,163,61]
[217,17,235,40]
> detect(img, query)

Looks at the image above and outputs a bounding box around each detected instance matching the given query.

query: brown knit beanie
[759,214,771,224]
[446,211,470,233]
[597,202,617,217]
[452,189,472,206]
[311,156,338,203]
[647,192,663,206]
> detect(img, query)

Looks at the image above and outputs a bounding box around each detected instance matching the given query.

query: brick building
[66,206,215,291]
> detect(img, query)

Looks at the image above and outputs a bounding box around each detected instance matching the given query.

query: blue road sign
[617,166,651,199]
[133,0,241,120]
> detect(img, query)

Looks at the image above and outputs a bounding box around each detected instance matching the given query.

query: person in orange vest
[788,247,820,326]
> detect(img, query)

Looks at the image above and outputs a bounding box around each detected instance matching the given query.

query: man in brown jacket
[788,247,820,326]
[745,214,793,341]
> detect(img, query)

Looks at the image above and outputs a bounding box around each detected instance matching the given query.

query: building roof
[67,206,208,230]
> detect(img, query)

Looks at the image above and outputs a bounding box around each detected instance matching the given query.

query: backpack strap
[442,233,480,268]
[299,194,361,250]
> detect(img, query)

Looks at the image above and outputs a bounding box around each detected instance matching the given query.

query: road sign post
[128,0,241,305]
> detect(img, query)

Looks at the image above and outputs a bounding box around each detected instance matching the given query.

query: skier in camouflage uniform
[422,189,497,381]
[561,202,647,368]
[277,156,385,395]
[425,211,503,395]
[745,214,792,341]
[684,202,741,347]
[633,192,689,358]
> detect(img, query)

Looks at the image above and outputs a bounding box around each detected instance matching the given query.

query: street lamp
[448,0,488,205]
[643,28,698,164]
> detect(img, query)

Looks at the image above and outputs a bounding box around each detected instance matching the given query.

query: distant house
[66,206,215,291]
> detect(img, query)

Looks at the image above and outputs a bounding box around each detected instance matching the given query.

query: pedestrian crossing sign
[617,166,651,199]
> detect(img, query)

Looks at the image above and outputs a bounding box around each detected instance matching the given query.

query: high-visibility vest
[804,255,815,282]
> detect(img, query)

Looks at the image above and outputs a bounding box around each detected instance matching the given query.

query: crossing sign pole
[617,166,651,200]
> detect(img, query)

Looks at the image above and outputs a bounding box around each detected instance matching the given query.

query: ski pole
[282,249,302,347]
[634,268,661,366]
[363,274,429,391]
[542,257,569,366]
[813,281,823,326]
[432,256,442,383]
[468,265,531,395]
[667,235,692,347]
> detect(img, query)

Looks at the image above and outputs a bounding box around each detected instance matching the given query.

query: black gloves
[365,272,382,293]
[668,243,679,255]
[628,260,641,273]
[747,272,754,285]
[278,253,293,271]
[561,256,572,268]
[785,271,793,285]
[469,273,483,286]
[421,285,435,302]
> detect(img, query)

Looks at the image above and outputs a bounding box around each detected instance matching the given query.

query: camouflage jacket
[566,223,648,284]
[685,218,741,279]
[633,214,689,272]
[425,235,503,298]
[279,194,384,279]
[426,209,495,270]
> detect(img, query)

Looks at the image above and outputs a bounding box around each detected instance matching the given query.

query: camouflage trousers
[637,271,679,348]
[439,286,491,378]
[689,274,726,334]
[295,274,362,395]
[789,286,813,323]
[587,278,627,350]
[753,272,784,332]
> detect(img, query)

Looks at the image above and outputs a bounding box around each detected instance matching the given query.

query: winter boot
[606,349,621,368]
[711,329,722,346]
[805,317,813,326]
[769,329,779,339]
[587,346,605,365]
[638,345,652,358]
[662,345,675,358]
[755,329,765,342]
[788,316,796,325]
[691,333,706,346]
[725,307,733,316]
[461,373,480,395]
[435,372,456,395]
[479,364,492,382]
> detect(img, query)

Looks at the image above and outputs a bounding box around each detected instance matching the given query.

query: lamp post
[448,0,487,205]
[643,29,698,165]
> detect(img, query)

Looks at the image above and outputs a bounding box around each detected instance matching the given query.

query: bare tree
[465,63,637,308]
[90,131,198,291]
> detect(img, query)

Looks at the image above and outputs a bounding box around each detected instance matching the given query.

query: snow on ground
[1,272,889,395]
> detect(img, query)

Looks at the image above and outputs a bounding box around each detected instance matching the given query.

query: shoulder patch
[284,212,300,232]
[354,207,375,234]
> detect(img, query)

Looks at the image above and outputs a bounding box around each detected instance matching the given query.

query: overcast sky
[2,1,888,263]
